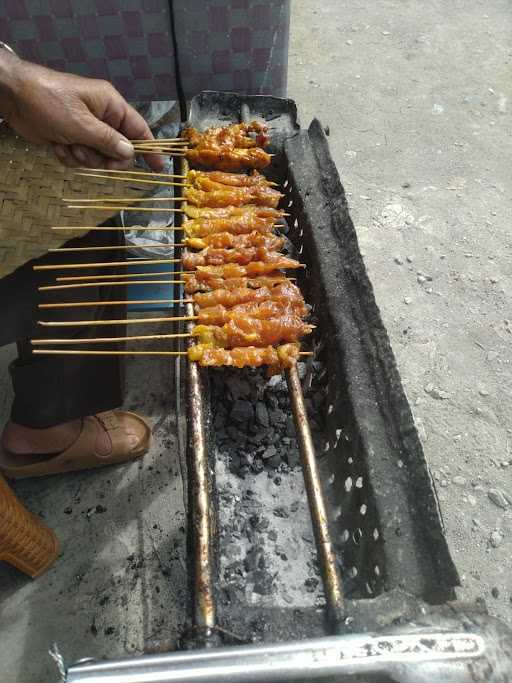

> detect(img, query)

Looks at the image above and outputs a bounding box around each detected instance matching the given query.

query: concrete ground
[0,1,511,680]
[289,0,511,624]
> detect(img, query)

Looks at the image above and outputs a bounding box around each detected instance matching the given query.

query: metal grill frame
[63,93,512,683]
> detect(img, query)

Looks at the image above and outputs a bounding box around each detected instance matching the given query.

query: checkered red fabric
[0,0,290,99]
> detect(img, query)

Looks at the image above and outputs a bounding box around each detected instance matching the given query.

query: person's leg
[0,225,133,457]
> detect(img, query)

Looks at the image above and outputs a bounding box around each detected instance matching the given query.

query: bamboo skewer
[49,244,185,253]
[132,143,186,149]
[77,167,187,179]
[39,280,184,292]
[75,170,279,189]
[32,332,191,345]
[56,271,187,282]
[39,299,190,309]
[34,258,182,271]
[63,197,186,203]
[67,205,184,213]
[134,150,188,156]
[134,148,188,152]
[132,139,188,145]
[38,316,196,327]
[33,350,188,357]
[129,137,187,143]
[52,226,185,231]
[37,317,315,329]
[75,172,188,188]
[32,349,314,358]
[133,150,186,156]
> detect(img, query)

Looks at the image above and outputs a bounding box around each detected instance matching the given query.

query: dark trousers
[0,226,126,428]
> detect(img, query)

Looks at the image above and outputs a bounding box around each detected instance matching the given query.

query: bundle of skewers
[32,122,313,373]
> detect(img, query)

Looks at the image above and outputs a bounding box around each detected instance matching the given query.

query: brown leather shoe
[0,411,151,479]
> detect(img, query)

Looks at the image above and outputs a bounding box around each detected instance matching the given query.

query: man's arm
[0,49,162,171]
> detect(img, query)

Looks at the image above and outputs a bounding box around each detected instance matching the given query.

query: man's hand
[0,52,163,171]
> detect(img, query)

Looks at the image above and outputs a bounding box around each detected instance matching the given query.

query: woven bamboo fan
[0,127,143,279]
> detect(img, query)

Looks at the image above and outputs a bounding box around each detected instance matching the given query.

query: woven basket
[0,127,142,279]
[0,474,59,577]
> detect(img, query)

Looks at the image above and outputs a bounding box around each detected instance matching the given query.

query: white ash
[210,366,326,610]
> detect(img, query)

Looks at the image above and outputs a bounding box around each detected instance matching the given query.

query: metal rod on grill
[185,301,218,642]
[181,153,218,644]
[285,365,345,630]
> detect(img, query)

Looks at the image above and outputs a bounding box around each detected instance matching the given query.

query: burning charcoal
[246,526,257,544]
[312,391,325,409]
[273,506,289,519]
[249,514,270,532]
[247,431,267,446]
[223,585,244,605]
[267,455,282,470]
[304,577,320,593]
[297,362,307,379]
[275,545,288,562]
[285,416,296,437]
[252,570,274,596]
[267,394,280,410]
[262,445,277,461]
[223,543,242,560]
[286,447,301,469]
[269,409,286,426]
[227,376,252,401]
[224,560,245,583]
[226,425,247,447]
[229,453,242,474]
[214,412,226,429]
[251,458,265,474]
[255,402,270,428]
[231,399,254,425]
[268,374,285,390]
[244,546,265,573]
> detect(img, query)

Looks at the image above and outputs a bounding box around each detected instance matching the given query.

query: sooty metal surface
[186,90,459,610]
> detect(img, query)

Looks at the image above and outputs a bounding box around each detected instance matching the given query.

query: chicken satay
[182,247,300,272]
[188,169,273,189]
[183,246,292,269]
[183,216,277,239]
[192,315,313,349]
[192,281,304,310]
[184,122,269,151]
[184,122,272,171]
[186,231,285,251]
[196,299,308,326]
[188,342,300,370]
[194,257,302,281]
[186,147,271,172]
[193,286,273,309]
[183,273,288,294]
[183,247,259,269]
[185,205,284,221]
[184,184,282,209]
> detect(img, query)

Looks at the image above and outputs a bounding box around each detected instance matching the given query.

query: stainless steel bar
[65,631,485,683]
[285,365,345,630]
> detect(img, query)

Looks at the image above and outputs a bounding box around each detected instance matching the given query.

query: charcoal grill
[63,93,512,682]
